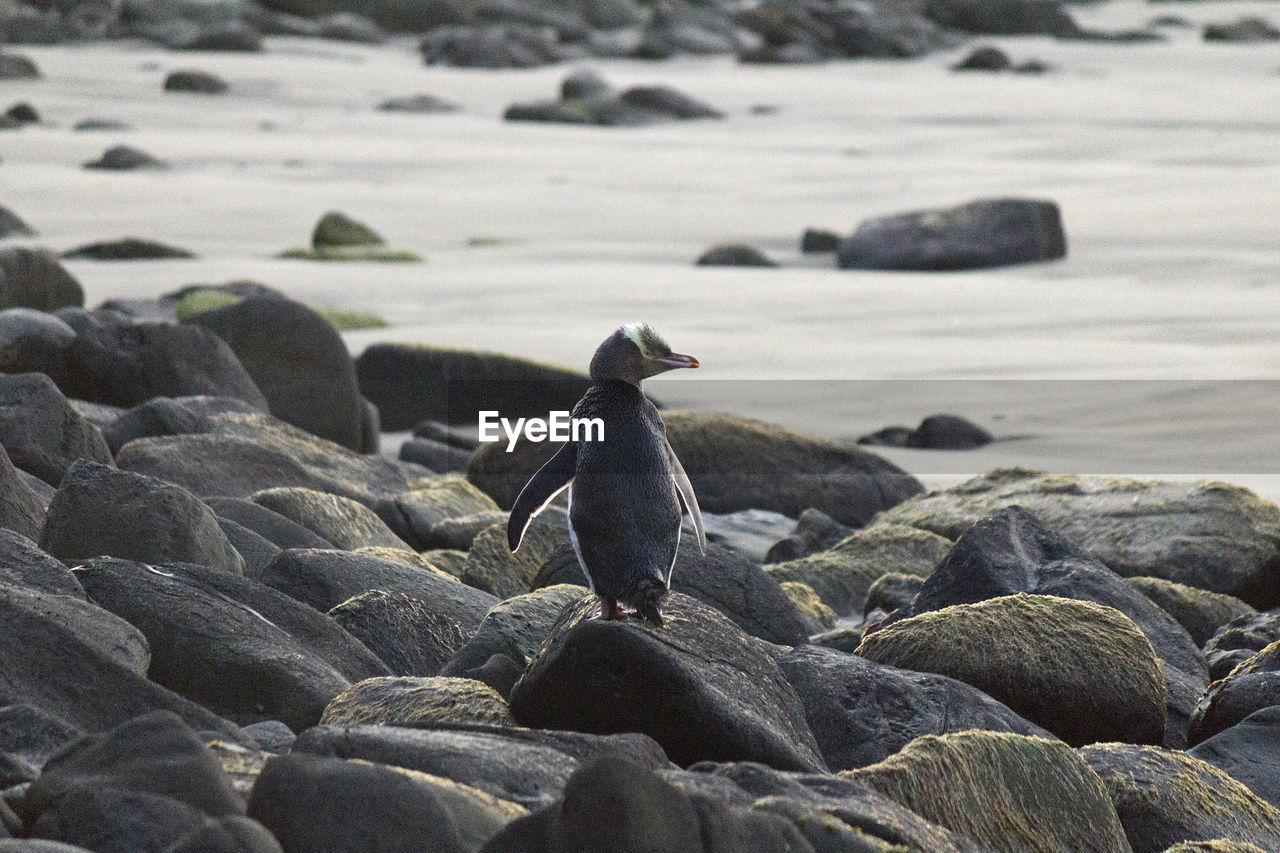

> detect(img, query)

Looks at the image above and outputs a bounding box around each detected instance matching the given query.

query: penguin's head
[590,322,699,384]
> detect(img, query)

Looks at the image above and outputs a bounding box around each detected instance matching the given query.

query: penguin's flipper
[507,441,577,553]
[666,440,706,554]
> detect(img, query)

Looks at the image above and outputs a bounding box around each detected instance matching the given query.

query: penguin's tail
[635,576,668,628]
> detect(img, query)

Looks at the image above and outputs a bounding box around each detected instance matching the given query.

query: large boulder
[250,486,409,550]
[0,704,83,788]
[464,511,569,600]
[846,732,1130,853]
[184,295,369,452]
[1128,576,1255,647]
[1188,641,1280,746]
[203,496,333,550]
[0,248,83,311]
[100,395,262,454]
[40,460,245,575]
[778,644,1053,770]
[444,585,586,670]
[329,590,470,677]
[1080,743,1280,853]
[0,373,112,486]
[0,445,45,541]
[857,593,1167,746]
[0,530,82,598]
[468,411,922,525]
[876,469,1280,609]
[320,676,515,728]
[1189,707,1280,811]
[510,592,825,771]
[374,477,501,550]
[76,558,391,731]
[0,308,76,384]
[355,342,590,432]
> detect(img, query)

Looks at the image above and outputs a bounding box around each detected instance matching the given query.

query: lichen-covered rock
[328,590,470,677]
[510,592,825,771]
[1080,743,1280,853]
[375,477,502,550]
[445,585,585,671]
[857,593,1167,746]
[0,373,112,486]
[766,523,951,616]
[1189,641,1280,746]
[876,469,1280,608]
[846,732,1130,853]
[321,677,515,728]
[1129,577,1255,647]
[464,510,569,600]
[250,487,409,550]
[61,238,196,260]
[0,248,83,311]
[778,582,835,629]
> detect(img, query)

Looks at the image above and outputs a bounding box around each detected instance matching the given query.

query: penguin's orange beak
[657,352,699,369]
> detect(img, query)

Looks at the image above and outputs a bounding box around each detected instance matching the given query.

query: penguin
[506,323,706,626]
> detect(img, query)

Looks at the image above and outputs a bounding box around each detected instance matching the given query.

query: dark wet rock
[61,238,196,260]
[262,548,497,628]
[856,425,916,447]
[876,469,1280,609]
[41,461,245,575]
[0,207,35,237]
[1189,641,1280,746]
[952,43,1010,70]
[560,67,612,100]
[0,310,76,390]
[863,571,925,616]
[809,626,864,653]
[0,373,112,487]
[907,414,994,449]
[0,530,81,599]
[248,753,519,853]
[164,815,282,853]
[537,540,814,645]
[204,496,333,551]
[738,0,950,61]
[249,487,407,551]
[117,411,408,505]
[163,69,229,94]
[619,85,724,119]
[5,102,38,125]
[0,705,82,789]
[399,436,474,472]
[77,557,390,730]
[329,590,470,677]
[1203,16,1280,43]
[73,118,132,131]
[510,592,825,771]
[1189,706,1280,811]
[217,517,280,580]
[464,510,569,600]
[83,145,168,171]
[838,197,1066,271]
[779,645,1053,771]
[0,248,84,312]
[800,228,841,253]
[0,447,46,542]
[1204,612,1280,681]
[847,731,1129,852]
[1081,743,1280,853]
[764,508,853,564]
[183,294,369,452]
[0,53,39,80]
[419,24,568,69]
[356,341,590,432]
[858,593,1167,747]
[240,720,294,754]
[101,395,262,455]
[374,476,501,550]
[28,786,213,852]
[321,676,515,728]
[1129,577,1255,647]
[924,0,1079,36]
[470,411,922,525]
[696,244,777,267]
[378,93,458,113]
[766,523,950,616]
[316,12,386,42]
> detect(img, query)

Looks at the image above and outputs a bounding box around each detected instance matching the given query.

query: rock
[28,786,214,852]
[1129,577,1255,647]
[356,341,590,432]
[316,12,386,42]
[419,24,567,69]
[249,487,407,551]
[766,523,950,616]
[876,469,1280,609]
[73,118,131,131]
[399,437,473,473]
[1081,743,1280,853]
[924,0,1080,36]
[204,496,333,550]
[0,310,74,401]
[262,548,497,628]
[695,244,777,267]
[764,508,853,564]
[1203,16,1280,43]
[952,44,1010,70]
[470,411,922,525]
[321,676,516,728]
[0,373,112,487]
[117,411,408,506]
[0,53,39,79]
[181,294,369,452]
[779,645,1053,770]
[800,228,840,252]
[329,590,470,677]
[0,446,45,541]
[353,546,455,577]
[149,19,262,51]
[6,102,38,124]
[465,510,569,600]
[248,753,520,853]
[165,815,283,853]
[0,248,84,311]
[537,540,814,645]
[163,68,228,95]
[101,395,262,455]
[838,197,1066,271]
[0,705,83,788]
[1189,641,1280,746]
[41,460,245,575]
[510,592,825,771]
[560,68,611,100]
[1160,843,1267,853]
[1189,706,1280,811]
[374,476,501,550]
[1204,612,1280,681]
[444,586,585,676]
[779,582,834,629]
[0,530,81,598]
[844,731,1129,852]
[293,723,667,809]
[378,93,458,113]
[217,517,279,579]
[858,593,1167,747]
[76,557,390,730]
[61,238,196,260]
[0,207,35,237]
[619,85,724,119]
[864,571,925,615]
[909,414,994,449]
[278,211,419,261]
[82,145,168,170]
[0,582,241,737]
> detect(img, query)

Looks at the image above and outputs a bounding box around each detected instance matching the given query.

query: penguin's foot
[595,595,623,621]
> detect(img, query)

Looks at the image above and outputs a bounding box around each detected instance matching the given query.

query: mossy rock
[779,581,835,629]
[277,246,423,262]
[175,288,243,321]
[1128,576,1255,647]
[312,211,383,248]
[1188,640,1280,745]
[311,306,388,330]
[857,593,1167,746]
[846,731,1131,853]
[320,676,515,728]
